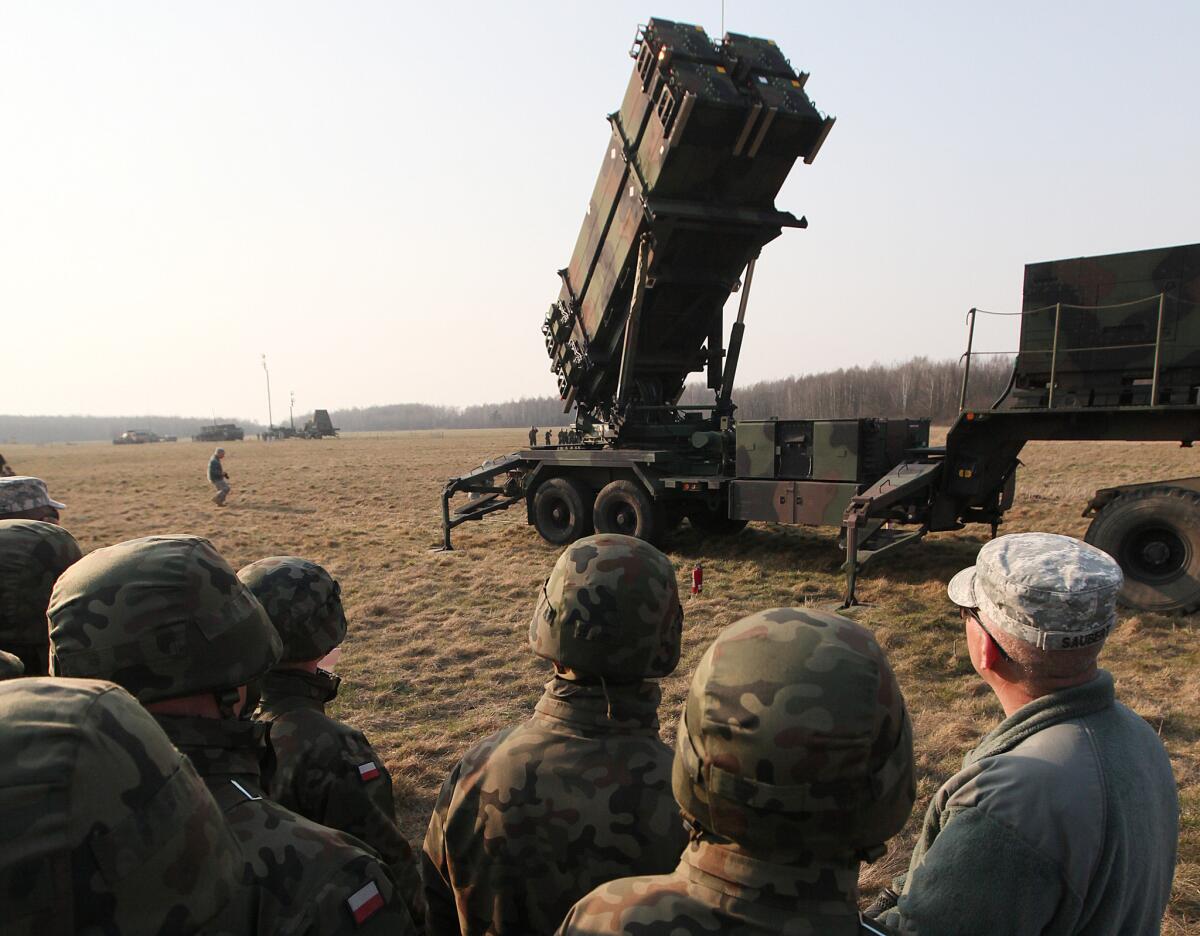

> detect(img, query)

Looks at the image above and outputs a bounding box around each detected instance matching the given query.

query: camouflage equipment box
[731,418,929,525]
[1005,243,1200,409]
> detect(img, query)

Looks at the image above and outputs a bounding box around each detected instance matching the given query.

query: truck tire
[532,478,593,545]
[593,480,661,543]
[686,504,748,536]
[1084,486,1200,613]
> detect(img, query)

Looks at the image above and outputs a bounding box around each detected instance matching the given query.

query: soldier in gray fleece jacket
[873,532,1178,936]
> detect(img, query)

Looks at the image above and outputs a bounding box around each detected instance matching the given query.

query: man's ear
[977,628,1001,672]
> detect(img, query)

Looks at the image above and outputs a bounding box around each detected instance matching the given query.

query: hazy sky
[3,2,1196,420]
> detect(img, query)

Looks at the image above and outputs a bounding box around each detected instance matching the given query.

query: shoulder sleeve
[421,767,463,935]
[306,850,419,936]
[880,805,1079,935]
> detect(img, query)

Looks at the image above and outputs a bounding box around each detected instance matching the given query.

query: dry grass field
[6,429,1197,931]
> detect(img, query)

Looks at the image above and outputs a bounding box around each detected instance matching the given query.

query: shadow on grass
[232,502,318,515]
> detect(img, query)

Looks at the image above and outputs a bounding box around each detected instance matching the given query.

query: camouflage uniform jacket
[208,455,225,482]
[556,836,895,936]
[880,672,1178,935]
[422,677,688,936]
[155,714,418,936]
[257,668,426,928]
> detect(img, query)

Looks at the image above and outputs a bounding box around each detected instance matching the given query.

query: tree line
[1,356,1013,443]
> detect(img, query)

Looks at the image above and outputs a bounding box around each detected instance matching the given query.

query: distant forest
[1,356,1013,444]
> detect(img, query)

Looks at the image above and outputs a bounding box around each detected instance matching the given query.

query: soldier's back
[261,700,425,925]
[423,689,686,936]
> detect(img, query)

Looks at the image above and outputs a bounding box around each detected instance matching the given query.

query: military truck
[303,409,338,439]
[113,430,159,445]
[193,423,245,443]
[441,18,1200,613]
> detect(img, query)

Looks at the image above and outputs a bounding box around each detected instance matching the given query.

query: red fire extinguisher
[691,564,703,596]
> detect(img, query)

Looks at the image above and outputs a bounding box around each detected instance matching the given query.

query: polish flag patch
[347,881,384,925]
[357,761,381,782]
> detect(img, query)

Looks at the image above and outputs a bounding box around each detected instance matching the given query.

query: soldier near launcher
[422,534,689,936]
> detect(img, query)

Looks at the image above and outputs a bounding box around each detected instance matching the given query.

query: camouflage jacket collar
[154,714,269,797]
[532,677,661,733]
[682,837,860,922]
[964,670,1114,768]
[258,668,340,716]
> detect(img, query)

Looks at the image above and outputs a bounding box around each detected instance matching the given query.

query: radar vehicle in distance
[193,423,245,443]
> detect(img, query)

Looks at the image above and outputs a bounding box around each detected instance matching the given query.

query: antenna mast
[261,354,274,430]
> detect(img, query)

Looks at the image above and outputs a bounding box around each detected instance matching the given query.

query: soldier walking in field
[47,534,419,935]
[0,678,243,933]
[422,533,689,936]
[871,533,1178,935]
[0,519,81,675]
[208,446,230,505]
[558,607,915,935]
[239,555,426,928]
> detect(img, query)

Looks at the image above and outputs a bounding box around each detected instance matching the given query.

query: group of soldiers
[0,470,1182,935]
[528,426,581,447]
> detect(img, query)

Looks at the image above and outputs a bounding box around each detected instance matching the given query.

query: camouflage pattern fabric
[0,519,82,676]
[530,533,682,680]
[47,534,282,702]
[948,532,1123,650]
[422,677,687,935]
[0,678,240,936]
[0,476,66,514]
[156,712,419,935]
[0,649,24,680]
[237,556,348,662]
[258,667,426,929]
[558,608,914,936]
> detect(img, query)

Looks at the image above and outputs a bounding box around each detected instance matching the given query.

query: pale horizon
[3,1,1196,421]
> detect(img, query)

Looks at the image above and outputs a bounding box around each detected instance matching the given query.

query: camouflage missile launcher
[194,423,245,442]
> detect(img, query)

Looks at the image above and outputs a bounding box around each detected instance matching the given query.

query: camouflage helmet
[530,533,682,680]
[673,608,915,861]
[47,535,282,704]
[0,519,83,676]
[0,678,240,933]
[236,556,348,662]
[0,649,24,680]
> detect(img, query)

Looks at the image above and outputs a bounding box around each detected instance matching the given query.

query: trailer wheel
[1084,486,1200,614]
[532,478,593,545]
[686,504,748,536]
[593,480,660,543]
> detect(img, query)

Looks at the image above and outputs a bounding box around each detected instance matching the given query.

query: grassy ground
[6,430,1197,931]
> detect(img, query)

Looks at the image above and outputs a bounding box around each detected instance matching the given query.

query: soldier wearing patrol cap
[47,534,419,935]
[422,533,689,936]
[0,475,67,523]
[239,555,426,928]
[0,519,82,675]
[0,678,243,934]
[558,607,915,936]
[874,532,1178,935]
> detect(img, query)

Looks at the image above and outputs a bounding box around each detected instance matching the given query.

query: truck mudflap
[438,454,534,551]
[840,458,944,606]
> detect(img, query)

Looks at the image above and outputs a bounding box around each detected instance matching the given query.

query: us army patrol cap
[0,476,66,513]
[673,608,914,860]
[0,519,83,676]
[948,532,1122,651]
[48,535,282,703]
[237,556,348,662]
[531,533,682,680]
[0,678,240,934]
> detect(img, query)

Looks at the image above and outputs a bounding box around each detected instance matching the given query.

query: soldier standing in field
[558,607,916,935]
[422,533,689,936]
[239,555,427,929]
[529,426,538,447]
[872,533,1179,935]
[208,446,230,505]
[47,534,419,935]
[0,678,243,933]
[0,519,82,675]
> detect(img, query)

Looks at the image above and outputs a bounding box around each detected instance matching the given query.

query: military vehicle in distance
[193,423,245,443]
[441,18,1200,613]
[303,409,338,438]
[113,430,160,445]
